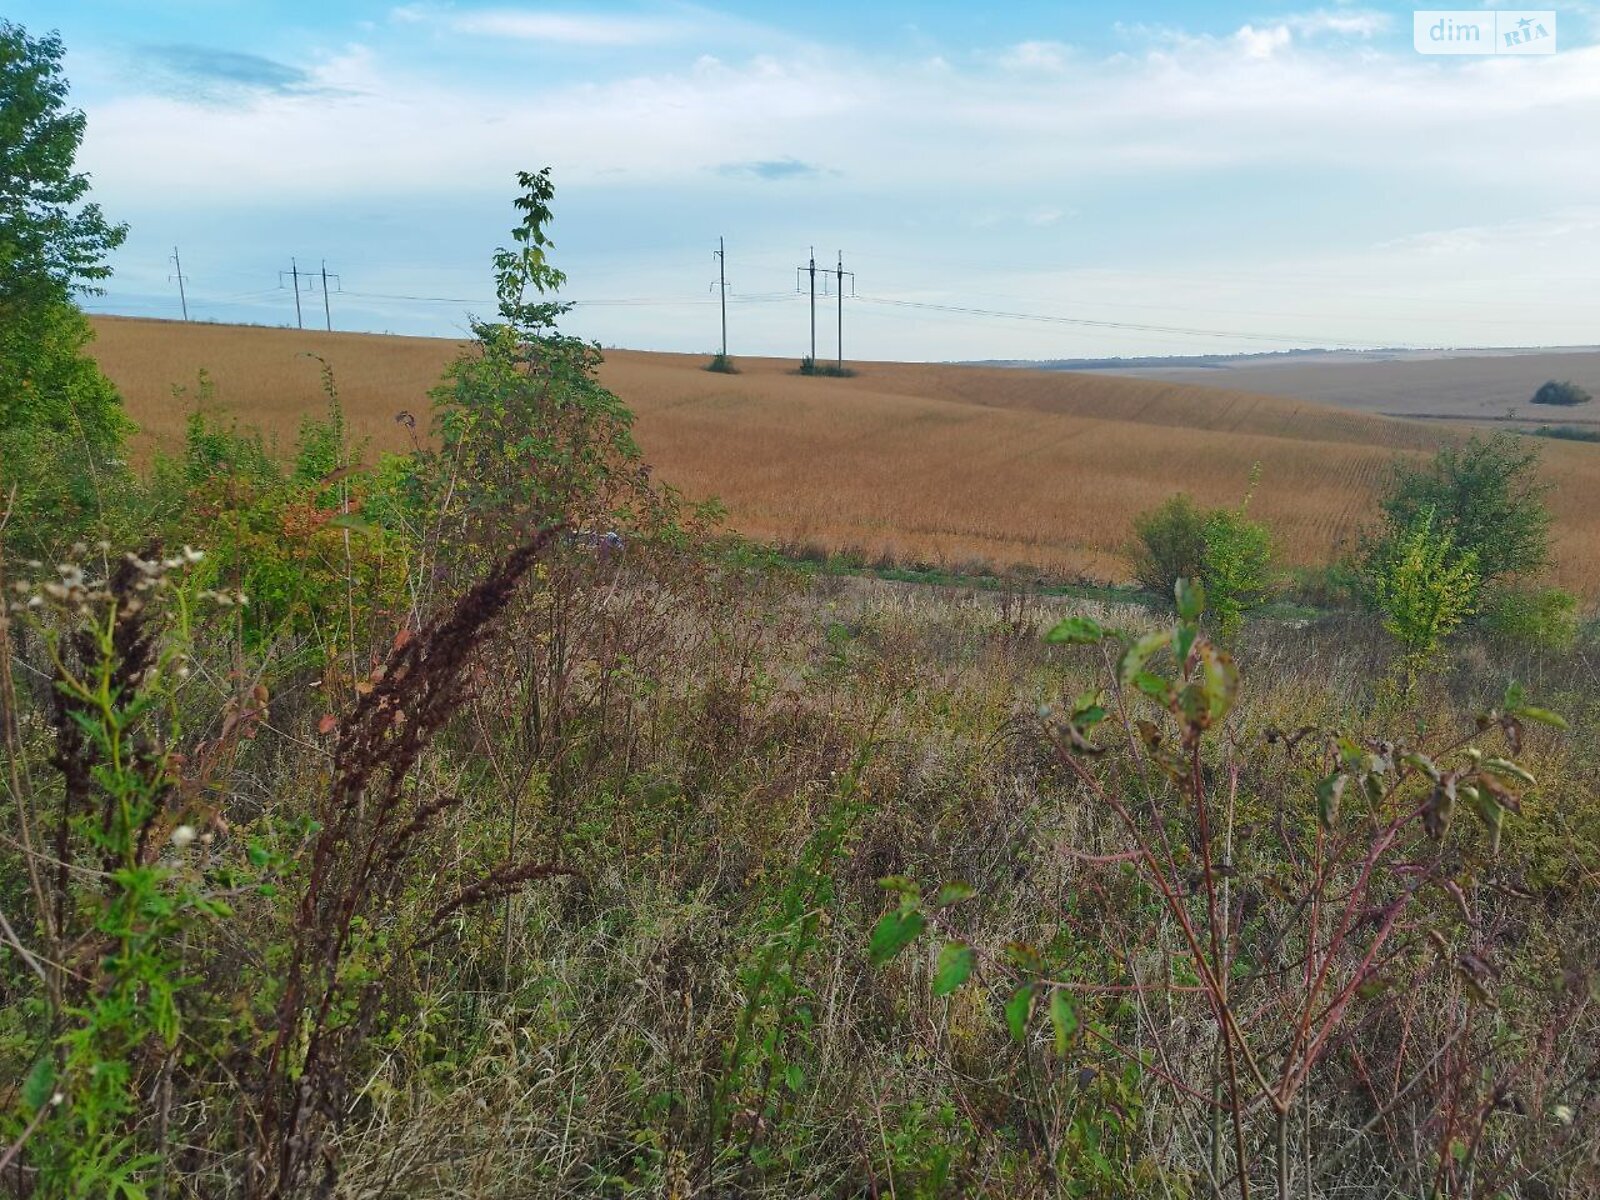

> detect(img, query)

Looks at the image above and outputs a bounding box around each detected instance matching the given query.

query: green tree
[1,21,132,553]
[422,168,663,566]
[1,22,126,302]
[1374,433,1550,588]
[1532,379,1591,407]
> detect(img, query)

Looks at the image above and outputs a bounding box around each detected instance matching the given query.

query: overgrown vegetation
[798,355,856,377]
[2,26,1597,1198]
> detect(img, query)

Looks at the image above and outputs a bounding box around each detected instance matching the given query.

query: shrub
[1369,506,1479,664]
[1532,379,1592,406]
[0,301,136,556]
[1200,505,1272,636]
[876,584,1577,1198]
[1372,432,1550,587]
[1131,481,1272,635]
[1129,494,1206,599]
[1480,583,1580,649]
[1529,424,1600,444]
[705,352,739,374]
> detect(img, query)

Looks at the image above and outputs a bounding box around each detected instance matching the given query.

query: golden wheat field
[86,315,1600,598]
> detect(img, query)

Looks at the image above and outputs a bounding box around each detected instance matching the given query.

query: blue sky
[21,1,1600,358]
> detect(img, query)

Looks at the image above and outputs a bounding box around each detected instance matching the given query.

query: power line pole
[168,246,189,321]
[318,260,339,332]
[278,258,304,329]
[834,251,854,371]
[796,247,817,365]
[712,236,728,358]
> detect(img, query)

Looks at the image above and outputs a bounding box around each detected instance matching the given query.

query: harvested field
[87,315,1600,597]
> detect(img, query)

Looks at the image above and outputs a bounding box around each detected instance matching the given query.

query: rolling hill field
[86,315,1600,598]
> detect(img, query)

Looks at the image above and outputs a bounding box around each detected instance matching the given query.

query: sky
[20,1,1600,359]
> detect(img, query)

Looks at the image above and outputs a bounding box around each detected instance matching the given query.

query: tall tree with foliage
[421,168,675,570]
[1,21,131,554]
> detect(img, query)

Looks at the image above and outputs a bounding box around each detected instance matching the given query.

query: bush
[1131,485,1272,635]
[1368,506,1479,663]
[1532,379,1592,406]
[1371,432,1550,587]
[1530,424,1600,444]
[797,356,855,377]
[705,352,739,374]
[0,299,134,557]
[1129,494,1206,599]
[1200,506,1272,636]
[1481,584,1580,649]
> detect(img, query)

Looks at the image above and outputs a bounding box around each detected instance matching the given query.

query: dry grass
[87,315,1600,598]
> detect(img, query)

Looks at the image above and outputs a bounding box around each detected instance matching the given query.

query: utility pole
[318,260,341,332]
[834,251,854,371]
[279,258,304,329]
[169,246,189,321]
[712,236,728,358]
[796,247,817,365]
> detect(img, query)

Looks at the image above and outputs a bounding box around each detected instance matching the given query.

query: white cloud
[1286,9,1392,39]
[75,14,1600,356]
[1233,24,1293,59]
[996,40,1072,72]
[448,9,690,46]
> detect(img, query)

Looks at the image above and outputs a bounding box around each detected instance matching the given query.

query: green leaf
[1175,577,1206,621]
[1481,758,1536,786]
[1005,983,1036,1043]
[1196,646,1239,723]
[1118,630,1172,688]
[868,909,926,966]
[877,875,921,905]
[933,940,975,996]
[1049,989,1079,1055]
[1513,705,1567,730]
[326,513,380,536]
[1316,772,1347,830]
[1133,672,1172,702]
[1401,752,1440,781]
[22,1057,55,1112]
[933,882,977,908]
[1045,616,1106,645]
[783,1063,804,1092]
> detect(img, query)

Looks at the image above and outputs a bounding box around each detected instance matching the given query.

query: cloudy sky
[22,1,1600,359]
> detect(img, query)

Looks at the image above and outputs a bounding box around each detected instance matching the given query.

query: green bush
[1200,505,1272,636]
[1372,432,1550,588]
[1532,379,1592,407]
[1131,485,1272,635]
[0,300,135,555]
[1368,506,1479,663]
[1481,584,1580,649]
[1129,494,1206,600]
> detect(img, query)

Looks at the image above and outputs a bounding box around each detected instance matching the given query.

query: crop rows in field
[87,316,1600,598]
